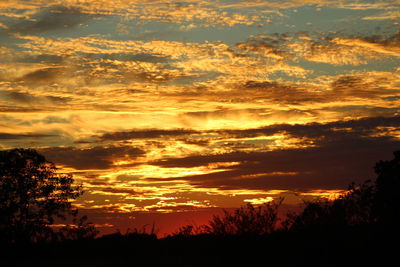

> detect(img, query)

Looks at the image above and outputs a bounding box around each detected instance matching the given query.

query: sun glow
[300,190,348,201]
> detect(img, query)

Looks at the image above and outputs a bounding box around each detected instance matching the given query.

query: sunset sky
[1,0,399,235]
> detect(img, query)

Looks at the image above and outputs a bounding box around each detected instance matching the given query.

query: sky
[0,0,399,236]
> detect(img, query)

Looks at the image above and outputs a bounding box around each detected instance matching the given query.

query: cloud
[87,59,194,83]
[237,31,400,67]
[92,187,141,196]
[0,106,45,112]
[99,129,200,141]
[147,116,400,190]
[14,34,310,81]
[214,116,400,143]
[362,10,400,20]
[236,34,292,60]
[0,90,70,104]
[237,80,317,103]
[9,6,92,33]
[297,38,379,65]
[39,145,145,170]
[0,132,56,139]
[1,0,397,32]
[149,138,400,190]
[327,71,400,102]
[171,70,399,114]
[15,67,65,84]
[332,31,400,58]
[132,1,266,28]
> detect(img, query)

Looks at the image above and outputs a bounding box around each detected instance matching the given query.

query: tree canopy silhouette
[0,148,97,244]
[284,150,400,232]
[172,199,282,237]
[205,200,282,236]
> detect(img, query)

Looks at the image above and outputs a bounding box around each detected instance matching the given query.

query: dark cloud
[330,74,398,98]
[46,95,71,104]
[235,31,400,69]
[98,116,400,145]
[9,6,91,33]
[1,90,70,104]
[0,66,67,87]
[88,53,170,64]
[176,138,210,146]
[327,106,400,119]
[86,59,192,84]
[39,116,70,124]
[179,73,398,108]
[126,71,188,83]
[149,138,400,191]
[99,129,200,141]
[186,108,263,118]
[148,116,400,190]
[239,80,321,103]
[95,187,141,196]
[145,204,204,212]
[0,106,46,112]
[236,33,291,59]
[0,132,55,140]
[216,116,400,140]
[237,74,399,104]
[121,67,192,84]
[362,30,400,47]
[15,67,65,85]
[17,54,64,64]
[39,145,145,170]
[3,92,32,103]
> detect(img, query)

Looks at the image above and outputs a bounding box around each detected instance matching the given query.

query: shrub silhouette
[58,215,98,241]
[0,148,97,244]
[170,200,282,237]
[203,199,282,236]
[283,182,376,231]
[172,223,207,237]
[285,150,400,231]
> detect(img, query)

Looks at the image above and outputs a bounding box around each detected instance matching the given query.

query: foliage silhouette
[0,148,97,244]
[204,199,282,236]
[172,224,203,237]
[172,199,282,237]
[373,150,400,226]
[283,150,400,232]
[58,215,98,241]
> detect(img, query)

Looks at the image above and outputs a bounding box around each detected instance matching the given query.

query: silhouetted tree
[204,200,282,236]
[172,223,207,237]
[285,150,400,231]
[58,215,98,241]
[0,148,97,244]
[284,181,376,231]
[373,151,400,226]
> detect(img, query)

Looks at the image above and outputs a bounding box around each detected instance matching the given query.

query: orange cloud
[332,37,400,58]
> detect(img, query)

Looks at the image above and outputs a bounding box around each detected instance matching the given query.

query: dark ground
[2,225,398,267]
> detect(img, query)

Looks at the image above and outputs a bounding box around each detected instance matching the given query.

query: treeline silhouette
[1,148,400,266]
